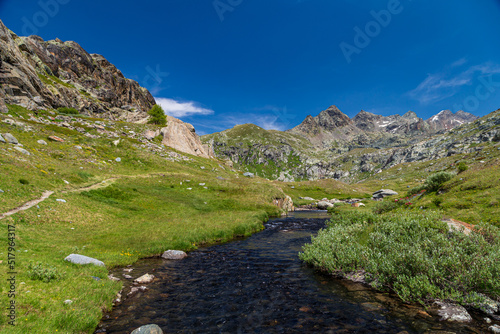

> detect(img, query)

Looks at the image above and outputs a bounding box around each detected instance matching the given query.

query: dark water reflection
[96,211,488,333]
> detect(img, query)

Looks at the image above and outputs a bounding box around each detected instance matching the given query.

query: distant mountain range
[202,105,495,182]
[289,105,477,150]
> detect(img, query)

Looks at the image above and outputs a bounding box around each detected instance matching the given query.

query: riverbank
[300,209,500,328]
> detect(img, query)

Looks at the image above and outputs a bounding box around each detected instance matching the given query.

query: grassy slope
[0,106,291,333]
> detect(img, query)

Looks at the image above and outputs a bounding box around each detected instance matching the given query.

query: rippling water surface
[96,211,488,333]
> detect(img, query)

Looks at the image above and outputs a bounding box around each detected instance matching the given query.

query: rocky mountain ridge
[289,105,477,150]
[0,19,154,121]
[203,106,496,182]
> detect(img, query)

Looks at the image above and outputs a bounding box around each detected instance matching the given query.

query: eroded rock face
[161,116,212,158]
[0,19,154,120]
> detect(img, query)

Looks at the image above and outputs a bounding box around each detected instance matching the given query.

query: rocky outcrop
[161,116,212,158]
[0,19,155,120]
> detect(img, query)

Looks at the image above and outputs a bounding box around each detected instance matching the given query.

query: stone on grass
[48,135,65,142]
[299,197,315,201]
[64,254,105,267]
[3,133,18,144]
[115,157,121,162]
[243,172,255,178]
[64,299,73,305]
[135,273,154,284]
[37,140,47,145]
[317,201,334,210]
[131,324,163,334]
[372,189,398,200]
[56,199,67,203]
[161,250,187,260]
[14,146,30,155]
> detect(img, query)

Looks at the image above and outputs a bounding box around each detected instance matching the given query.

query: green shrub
[147,104,167,126]
[432,197,443,207]
[457,162,468,173]
[57,107,79,115]
[372,200,398,214]
[424,171,454,192]
[19,178,30,185]
[300,211,500,306]
[28,262,63,283]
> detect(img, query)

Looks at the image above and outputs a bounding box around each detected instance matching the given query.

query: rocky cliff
[0,19,155,121]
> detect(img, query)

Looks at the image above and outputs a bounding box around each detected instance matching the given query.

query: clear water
[96,211,488,333]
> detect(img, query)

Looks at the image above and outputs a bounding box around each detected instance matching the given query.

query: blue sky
[2,0,500,134]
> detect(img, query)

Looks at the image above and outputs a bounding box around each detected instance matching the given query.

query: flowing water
[96,211,490,333]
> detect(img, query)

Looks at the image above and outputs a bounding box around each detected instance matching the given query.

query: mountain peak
[402,111,418,119]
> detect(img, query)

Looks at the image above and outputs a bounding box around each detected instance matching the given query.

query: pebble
[64,300,73,305]
[56,199,67,203]
[37,140,47,145]
[115,157,122,162]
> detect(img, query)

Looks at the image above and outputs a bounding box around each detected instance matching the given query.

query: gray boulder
[243,172,255,178]
[299,197,315,201]
[14,146,30,155]
[161,250,187,260]
[434,301,472,323]
[3,133,18,144]
[317,201,334,210]
[372,189,398,200]
[64,254,105,267]
[131,324,163,334]
[37,140,48,145]
[490,325,500,334]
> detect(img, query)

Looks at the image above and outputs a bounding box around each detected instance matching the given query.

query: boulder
[48,135,65,142]
[3,133,18,144]
[37,140,47,145]
[490,325,500,334]
[372,189,398,200]
[134,273,155,284]
[299,197,315,201]
[317,201,334,210]
[131,324,163,334]
[243,172,255,178]
[14,146,30,155]
[433,301,472,323]
[161,250,187,260]
[64,254,105,267]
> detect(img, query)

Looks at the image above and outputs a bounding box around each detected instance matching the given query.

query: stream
[95,211,489,333]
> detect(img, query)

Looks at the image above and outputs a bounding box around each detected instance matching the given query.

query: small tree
[457,162,468,174]
[147,104,167,126]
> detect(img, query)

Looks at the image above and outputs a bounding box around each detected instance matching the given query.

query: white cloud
[155,97,214,118]
[409,62,500,104]
[222,113,288,131]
